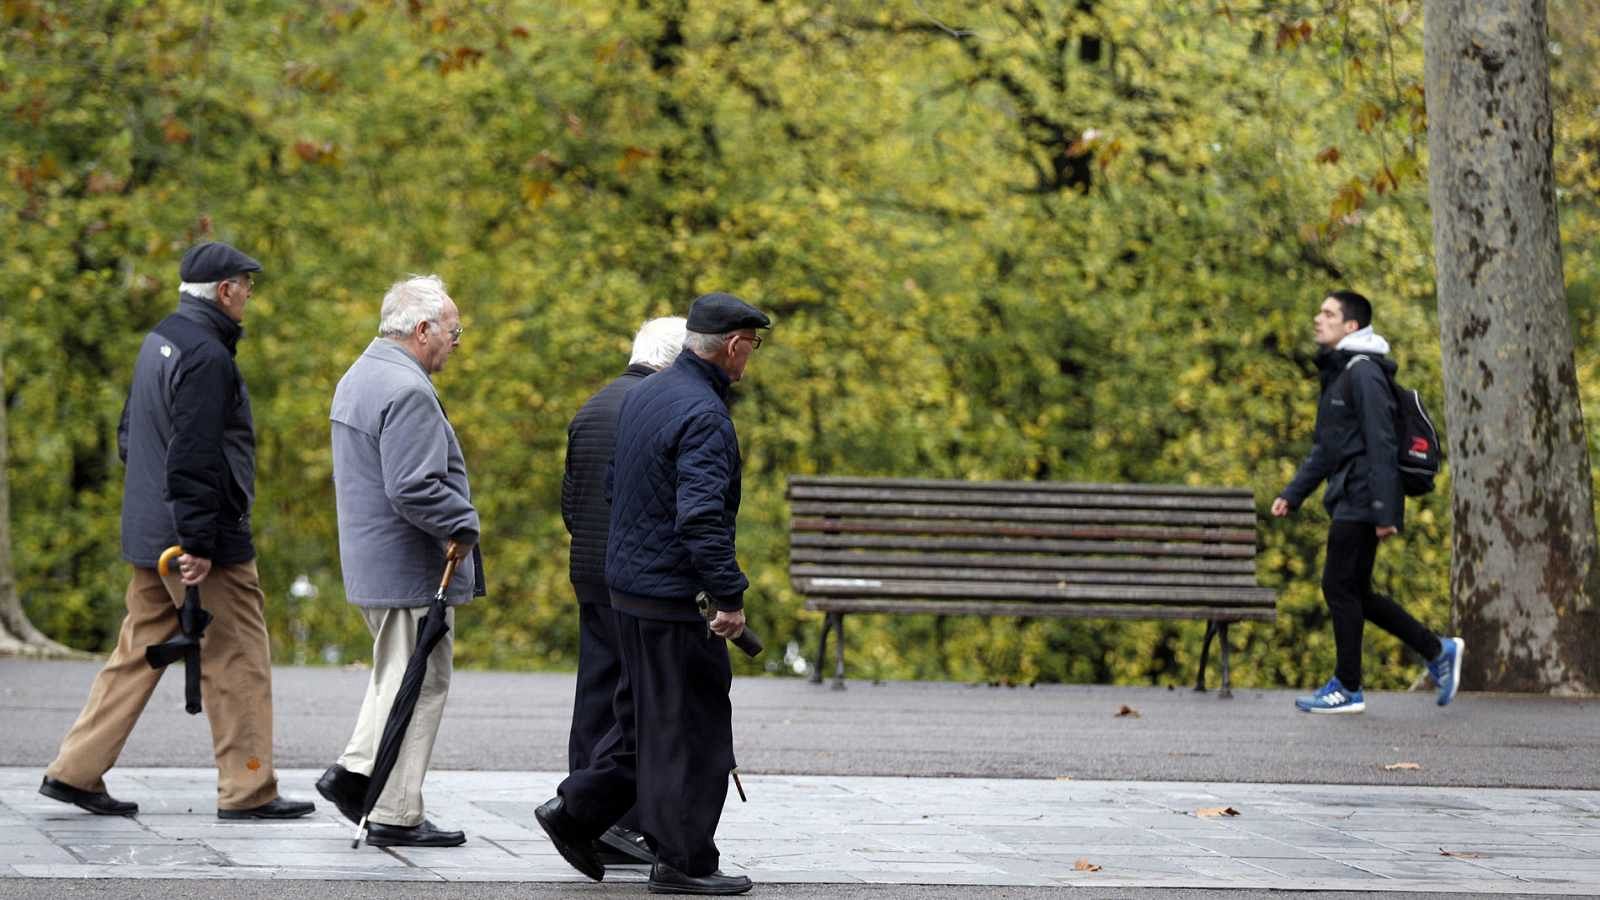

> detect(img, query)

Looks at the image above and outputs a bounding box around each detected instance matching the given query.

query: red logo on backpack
[1410,437,1431,454]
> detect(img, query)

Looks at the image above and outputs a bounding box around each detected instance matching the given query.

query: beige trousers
[46,562,280,810]
[338,605,454,827]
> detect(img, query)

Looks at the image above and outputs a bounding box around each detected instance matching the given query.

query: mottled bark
[1424,0,1600,693]
[0,340,83,657]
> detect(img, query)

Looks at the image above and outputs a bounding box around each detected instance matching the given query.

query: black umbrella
[145,545,211,715]
[351,550,460,849]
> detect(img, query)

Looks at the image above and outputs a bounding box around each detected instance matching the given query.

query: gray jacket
[330,338,483,608]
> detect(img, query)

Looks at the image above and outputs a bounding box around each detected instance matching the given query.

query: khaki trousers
[337,606,453,827]
[46,562,280,810]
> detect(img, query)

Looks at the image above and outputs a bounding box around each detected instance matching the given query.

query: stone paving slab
[0,768,1597,893]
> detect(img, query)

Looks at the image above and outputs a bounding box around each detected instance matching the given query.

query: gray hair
[379,274,450,338]
[630,317,688,369]
[178,281,221,300]
[684,330,730,356]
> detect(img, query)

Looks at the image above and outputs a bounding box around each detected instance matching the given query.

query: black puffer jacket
[562,363,655,594]
[1281,342,1404,529]
[118,296,256,567]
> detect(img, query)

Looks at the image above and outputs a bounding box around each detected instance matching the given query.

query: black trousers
[558,612,735,876]
[1323,520,1442,691]
[568,587,622,773]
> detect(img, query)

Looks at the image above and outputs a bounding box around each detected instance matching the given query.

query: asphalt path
[1,660,1594,789]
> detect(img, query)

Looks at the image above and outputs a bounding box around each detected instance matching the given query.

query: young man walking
[1272,290,1464,714]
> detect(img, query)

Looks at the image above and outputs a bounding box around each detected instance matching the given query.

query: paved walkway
[2,768,1597,893]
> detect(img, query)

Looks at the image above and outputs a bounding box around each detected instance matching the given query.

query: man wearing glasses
[42,241,315,821]
[536,292,769,896]
[316,274,483,847]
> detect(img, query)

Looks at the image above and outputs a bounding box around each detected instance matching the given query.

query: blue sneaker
[1427,637,1464,706]
[1294,676,1365,714]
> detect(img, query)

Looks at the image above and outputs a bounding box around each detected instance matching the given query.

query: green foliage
[3,0,1595,689]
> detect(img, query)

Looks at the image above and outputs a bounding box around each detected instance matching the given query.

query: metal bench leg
[1194,620,1217,692]
[1218,622,1233,700]
[831,612,847,690]
[811,612,832,685]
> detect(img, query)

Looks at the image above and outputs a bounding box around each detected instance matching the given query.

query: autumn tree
[1424,0,1600,692]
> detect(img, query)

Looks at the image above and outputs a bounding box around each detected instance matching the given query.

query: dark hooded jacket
[562,363,655,595]
[119,295,256,567]
[604,352,749,621]
[1281,329,1404,530]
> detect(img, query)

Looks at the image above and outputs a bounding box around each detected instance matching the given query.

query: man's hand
[710,609,746,640]
[1271,497,1291,518]
[445,538,473,562]
[177,554,212,586]
[1376,525,1398,541]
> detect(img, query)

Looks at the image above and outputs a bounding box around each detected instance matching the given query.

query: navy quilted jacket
[605,352,749,618]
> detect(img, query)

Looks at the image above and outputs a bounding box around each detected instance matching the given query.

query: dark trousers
[568,587,622,773]
[558,613,734,876]
[1323,520,1442,691]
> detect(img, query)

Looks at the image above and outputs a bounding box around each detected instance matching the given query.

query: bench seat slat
[792,532,1256,559]
[788,485,1254,513]
[789,549,1258,574]
[791,517,1254,543]
[790,564,1260,588]
[804,597,1276,622]
[791,503,1256,528]
[794,577,1275,606]
[789,475,1252,499]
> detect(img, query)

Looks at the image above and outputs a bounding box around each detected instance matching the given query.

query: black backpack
[1344,355,1442,496]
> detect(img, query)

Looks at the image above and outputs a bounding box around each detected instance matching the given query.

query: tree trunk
[0,339,84,658]
[1424,0,1600,693]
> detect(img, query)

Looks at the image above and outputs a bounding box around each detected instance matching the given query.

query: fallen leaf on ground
[1073,859,1103,871]
[1115,704,1141,718]
[1055,775,1074,781]
[1384,762,1422,771]
[1439,848,1484,858]
[1195,806,1240,817]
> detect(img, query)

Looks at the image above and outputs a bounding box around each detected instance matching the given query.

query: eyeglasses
[437,322,464,342]
[228,274,254,290]
[741,333,764,350]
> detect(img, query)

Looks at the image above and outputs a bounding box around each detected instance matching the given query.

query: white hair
[379,274,450,338]
[178,281,220,300]
[630,317,688,369]
[684,330,730,356]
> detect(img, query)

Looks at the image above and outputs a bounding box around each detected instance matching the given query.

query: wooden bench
[786,475,1277,697]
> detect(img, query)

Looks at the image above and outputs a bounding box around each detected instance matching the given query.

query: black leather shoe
[217,797,316,820]
[535,796,603,881]
[315,764,369,824]
[39,777,137,817]
[364,819,466,847]
[597,824,656,865]
[648,861,752,895]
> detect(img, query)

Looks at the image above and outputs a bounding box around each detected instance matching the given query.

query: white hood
[1336,326,1390,356]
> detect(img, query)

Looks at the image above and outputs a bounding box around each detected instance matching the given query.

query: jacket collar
[623,362,657,379]
[366,337,433,381]
[675,351,732,399]
[175,295,243,354]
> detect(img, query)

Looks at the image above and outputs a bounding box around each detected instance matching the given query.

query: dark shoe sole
[38,779,138,817]
[218,806,316,820]
[647,880,753,896]
[535,805,604,882]
[365,833,467,848]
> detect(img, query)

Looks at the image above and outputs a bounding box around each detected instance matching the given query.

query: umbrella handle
[437,553,461,595]
[351,815,367,849]
[157,545,185,578]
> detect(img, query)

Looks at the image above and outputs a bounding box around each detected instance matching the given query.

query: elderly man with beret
[41,241,315,821]
[536,292,769,896]
[315,274,483,848]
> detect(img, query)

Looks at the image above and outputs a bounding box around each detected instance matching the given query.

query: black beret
[686,292,771,333]
[179,241,262,283]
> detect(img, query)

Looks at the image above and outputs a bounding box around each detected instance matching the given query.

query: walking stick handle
[157,545,185,578]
